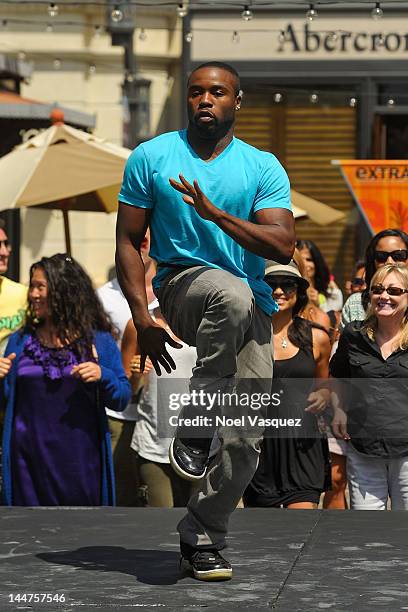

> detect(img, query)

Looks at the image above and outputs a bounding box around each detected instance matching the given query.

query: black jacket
[330,321,408,457]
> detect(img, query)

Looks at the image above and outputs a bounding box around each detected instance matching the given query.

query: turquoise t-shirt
[119,129,291,315]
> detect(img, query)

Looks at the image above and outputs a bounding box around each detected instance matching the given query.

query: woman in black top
[330,263,408,510]
[244,260,331,509]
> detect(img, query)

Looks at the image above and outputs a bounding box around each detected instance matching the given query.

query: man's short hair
[188,62,241,94]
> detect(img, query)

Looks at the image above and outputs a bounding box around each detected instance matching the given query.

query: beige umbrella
[0,114,130,253]
[291,189,345,225]
[292,203,307,220]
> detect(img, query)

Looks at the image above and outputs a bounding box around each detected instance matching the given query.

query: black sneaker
[180,549,232,581]
[169,438,209,481]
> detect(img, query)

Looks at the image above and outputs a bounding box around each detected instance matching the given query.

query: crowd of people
[1,60,407,582]
[1,221,407,512]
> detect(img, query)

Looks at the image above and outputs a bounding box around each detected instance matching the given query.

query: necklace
[281,336,288,349]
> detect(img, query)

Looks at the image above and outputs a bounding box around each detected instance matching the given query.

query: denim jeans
[155,265,273,549]
[347,444,408,510]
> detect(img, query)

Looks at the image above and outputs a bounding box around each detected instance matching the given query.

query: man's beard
[190,115,234,140]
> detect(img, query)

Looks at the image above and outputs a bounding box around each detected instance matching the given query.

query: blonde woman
[330,264,408,510]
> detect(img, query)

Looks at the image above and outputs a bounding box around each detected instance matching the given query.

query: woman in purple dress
[0,254,131,506]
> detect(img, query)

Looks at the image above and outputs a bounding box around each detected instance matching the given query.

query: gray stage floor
[1,508,407,611]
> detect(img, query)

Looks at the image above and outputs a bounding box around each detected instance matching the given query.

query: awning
[0,90,96,129]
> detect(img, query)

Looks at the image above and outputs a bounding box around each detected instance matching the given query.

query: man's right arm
[115,203,152,332]
[115,204,182,374]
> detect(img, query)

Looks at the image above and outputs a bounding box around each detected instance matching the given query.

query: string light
[349,97,357,107]
[328,31,338,43]
[111,5,124,23]
[274,93,283,103]
[88,63,96,75]
[241,5,253,21]
[232,30,240,43]
[278,30,285,44]
[177,3,188,18]
[47,3,59,18]
[184,31,193,43]
[139,27,147,41]
[94,24,102,36]
[371,2,384,20]
[306,4,318,21]
[46,22,53,32]
[310,92,319,103]
[17,51,26,61]
[387,98,395,106]
[377,33,385,47]
[53,57,61,69]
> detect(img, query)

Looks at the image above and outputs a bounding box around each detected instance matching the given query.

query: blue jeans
[156,265,273,549]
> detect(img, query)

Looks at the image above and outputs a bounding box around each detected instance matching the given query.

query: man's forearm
[211,208,295,262]
[115,242,153,332]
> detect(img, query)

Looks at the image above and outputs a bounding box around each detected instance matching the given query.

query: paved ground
[1,507,407,611]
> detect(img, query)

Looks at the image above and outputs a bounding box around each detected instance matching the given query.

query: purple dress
[11,336,102,506]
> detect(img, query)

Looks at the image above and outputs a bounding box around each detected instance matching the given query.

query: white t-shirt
[131,315,198,463]
[97,278,159,421]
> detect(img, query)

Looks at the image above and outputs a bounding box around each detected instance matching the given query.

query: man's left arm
[169,173,295,264]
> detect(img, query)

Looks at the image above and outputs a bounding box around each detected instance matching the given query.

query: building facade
[1,3,182,285]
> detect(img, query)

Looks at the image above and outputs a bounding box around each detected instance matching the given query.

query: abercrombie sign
[278,23,408,54]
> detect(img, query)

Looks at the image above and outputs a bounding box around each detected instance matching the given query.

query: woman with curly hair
[0,254,131,506]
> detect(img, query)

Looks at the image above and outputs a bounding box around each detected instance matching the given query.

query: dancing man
[116,61,295,581]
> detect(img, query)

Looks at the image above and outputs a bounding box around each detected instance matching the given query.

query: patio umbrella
[291,189,345,225]
[0,111,130,254]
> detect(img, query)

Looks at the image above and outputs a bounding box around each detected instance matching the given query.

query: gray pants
[156,266,273,550]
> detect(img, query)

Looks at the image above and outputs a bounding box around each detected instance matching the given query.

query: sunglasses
[268,279,298,294]
[371,284,408,296]
[374,249,408,263]
[351,277,366,286]
[0,239,11,250]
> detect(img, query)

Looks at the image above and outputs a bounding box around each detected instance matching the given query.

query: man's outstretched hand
[169,174,220,222]
[138,324,182,376]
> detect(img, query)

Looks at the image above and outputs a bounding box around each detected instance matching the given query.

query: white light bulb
[232,30,240,44]
[349,97,357,108]
[278,30,286,44]
[47,3,59,18]
[306,4,318,21]
[139,28,147,41]
[111,6,124,23]
[94,25,102,37]
[310,93,319,104]
[387,98,395,106]
[177,4,188,18]
[371,3,384,20]
[46,23,53,33]
[185,31,193,43]
[377,34,385,47]
[241,6,253,21]
[274,93,283,103]
[328,31,338,43]
[18,51,26,61]
[53,58,61,70]
[88,64,96,75]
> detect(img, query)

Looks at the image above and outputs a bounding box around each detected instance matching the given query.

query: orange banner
[333,160,408,234]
